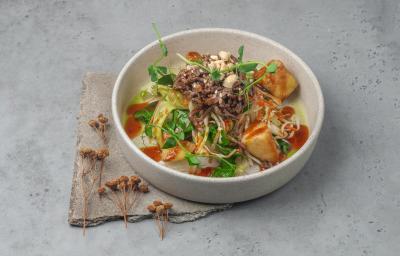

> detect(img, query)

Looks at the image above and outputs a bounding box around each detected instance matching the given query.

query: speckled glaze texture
[1,0,399,255]
[112,29,324,203]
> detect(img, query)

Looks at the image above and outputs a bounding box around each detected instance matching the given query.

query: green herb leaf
[144,125,153,137]
[210,69,221,81]
[173,109,193,133]
[155,66,168,75]
[152,23,168,57]
[238,45,244,63]
[267,63,277,73]
[175,131,185,140]
[212,160,235,177]
[162,137,177,149]
[147,65,158,82]
[185,153,200,166]
[157,74,175,85]
[277,139,290,154]
[134,109,154,123]
[208,123,218,143]
[238,62,258,73]
[219,131,230,146]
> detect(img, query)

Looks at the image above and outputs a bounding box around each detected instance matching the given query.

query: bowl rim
[112,28,324,184]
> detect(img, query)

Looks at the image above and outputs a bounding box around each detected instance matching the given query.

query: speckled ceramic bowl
[112,28,324,203]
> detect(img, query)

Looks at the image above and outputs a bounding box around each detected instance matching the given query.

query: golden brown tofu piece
[254,60,298,101]
[241,122,279,164]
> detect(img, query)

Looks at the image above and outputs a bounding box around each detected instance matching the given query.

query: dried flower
[130,176,141,184]
[153,200,162,206]
[79,147,96,159]
[96,148,109,160]
[98,114,108,124]
[147,200,173,240]
[155,205,165,214]
[102,175,144,228]
[77,146,105,235]
[88,119,99,129]
[105,179,119,191]
[88,113,109,145]
[147,204,156,213]
[164,202,173,209]
[139,184,149,193]
[119,176,129,184]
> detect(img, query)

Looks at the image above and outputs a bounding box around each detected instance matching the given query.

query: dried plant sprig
[95,148,109,188]
[147,200,173,240]
[78,147,103,235]
[88,113,109,144]
[100,175,150,228]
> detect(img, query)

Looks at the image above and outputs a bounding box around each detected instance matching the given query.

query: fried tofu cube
[241,122,279,164]
[255,60,298,101]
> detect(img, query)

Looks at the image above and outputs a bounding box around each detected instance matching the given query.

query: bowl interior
[114,28,322,167]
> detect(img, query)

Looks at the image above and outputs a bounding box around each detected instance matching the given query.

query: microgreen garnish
[277,139,290,154]
[212,157,236,177]
[148,121,200,166]
[152,23,168,57]
[157,73,176,85]
[134,109,154,123]
[185,153,200,166]
[238,45,244,63]
[238,62,258,73]
[162,137,177,149]
[210,69,222,81]
[267,62,277,73]
[147,24,176,85]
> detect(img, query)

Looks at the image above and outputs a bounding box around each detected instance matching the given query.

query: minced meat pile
[173,62,246,120]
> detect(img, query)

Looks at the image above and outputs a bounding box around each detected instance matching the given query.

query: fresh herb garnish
[134,109,154,123]
[210,69,222,81]
[144,125,153,137]
[149,114,199,166]
[185,153,200,166]
[277,139,290,154]
[219,130,230,146]
[162,137,177,149]
[212,158,236,177]
[135,109,154,137]
[238,45,244,63]
[267,62,277,73]
[157,73,176,85]
[172,109,193,133]
[238,62,258,73]
[208,123,218,143]
[152,23,168,57]
[147,24,176,85]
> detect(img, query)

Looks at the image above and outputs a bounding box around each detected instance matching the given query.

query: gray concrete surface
[1,0,399,255]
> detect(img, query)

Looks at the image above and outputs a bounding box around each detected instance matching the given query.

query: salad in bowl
[123,25,309,178]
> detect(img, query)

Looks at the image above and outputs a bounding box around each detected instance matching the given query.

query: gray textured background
[1,0,399,255]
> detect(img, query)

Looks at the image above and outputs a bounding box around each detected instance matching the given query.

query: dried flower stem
[101,176,149,228]
[88,114,109,145]
[78,147,109,235]
[147,201,173,240]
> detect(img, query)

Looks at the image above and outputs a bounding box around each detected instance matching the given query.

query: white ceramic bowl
[112,28,324,203]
